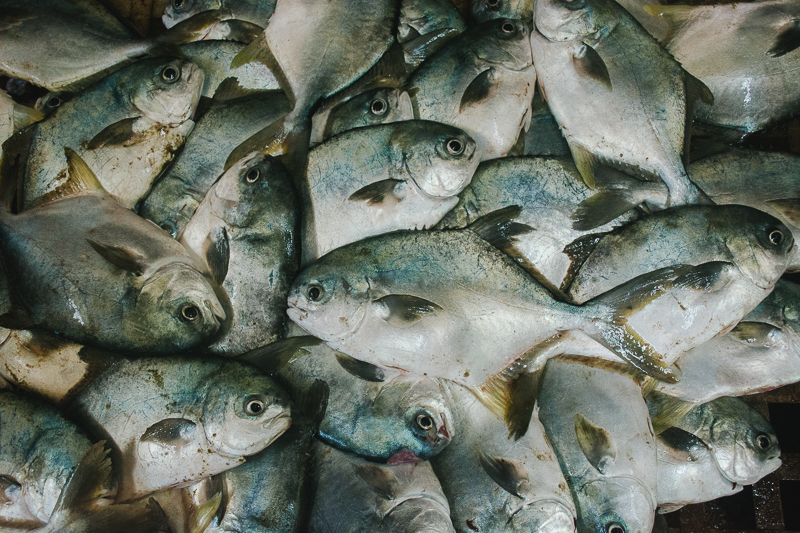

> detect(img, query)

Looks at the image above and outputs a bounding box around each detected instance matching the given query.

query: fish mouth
[386,449,422,465]
[261,413,292,444]
[286,305,308,323]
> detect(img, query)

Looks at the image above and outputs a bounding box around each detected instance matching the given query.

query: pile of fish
[0,0,798,531]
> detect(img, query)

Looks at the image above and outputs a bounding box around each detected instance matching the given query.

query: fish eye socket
[416,413,434,430]
[180,304,199,322]
[245,168,261,183]
[501,22,515,33]
[160,65,180,83]
[487,0,499,7]
[370,98,387,116]
[244,397,265,416]
[769,229,784,245]
[173,0,184,8]
[307,285,324,302]
[48,97,61,108]
[757,434,771,449]
[607,523,625,533]
[446,138,464,155]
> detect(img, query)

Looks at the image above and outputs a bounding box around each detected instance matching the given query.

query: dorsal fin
[29,148,107,208]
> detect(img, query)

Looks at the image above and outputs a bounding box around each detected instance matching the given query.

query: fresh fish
[139,91,291,237]
[243,336,454,464]
[309,442,454,533]
[68,356,291,502]
[687,149,800,271]
[430,380,576,533]
[655,427,741,513]
[0,149,226,353]
[650,396,781,486]
[614,0,667,41]
[408,19,537,160]
[162,0,276,40]
[538,359,658,533]
[0,89,42,145]
[179,152,298,356]
[531,0,712,207]
[471,0,534,25]
[436,156,654,293]
[17,57,203,210]
[648,1,800,132]
[399,0,466,43]
[303,121,478,261]
[34,92,71,119]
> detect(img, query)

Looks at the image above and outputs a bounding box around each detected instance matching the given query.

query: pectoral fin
[671,261,734,292]
[659,426,706,460]
[575,413,616,474]
[354,464,398,500]
[84,117,140,150]
[573,44,611,90]
[334,351,386,382]
[348,179,404,206]
[479,454,531,498]
[768,20,800,58]
[203,226,230,286]
[188,492,222,533]
[86,239,147,275]
[402,28,458,69]
[729,322,780,348]
[140,418,197,449]
[460,67,499,112]
[372,295,442,327]
[239,335,324,372]
[221,19,265,44]
[212,77,270,102]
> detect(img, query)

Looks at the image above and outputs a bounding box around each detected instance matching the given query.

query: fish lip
[386,449,422,465]
[286,305,308,323]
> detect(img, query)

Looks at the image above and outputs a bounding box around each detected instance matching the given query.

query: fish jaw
[386,449,423,465]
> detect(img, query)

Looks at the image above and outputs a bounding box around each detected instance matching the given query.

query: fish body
[19,57,203,210]
[68,356,291,502]
[180,40,279,99]
[408,19,536,160]
[431,380,576,533]
[180,152,298,356]
[304,121,478,260]
[614,0,667,41]
[538,359,658,533]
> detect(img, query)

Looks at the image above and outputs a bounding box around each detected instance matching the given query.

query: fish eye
[370,98,387,116]
[307,284,324,302]
[487,0,499,7]
[160,65,180,83]
[179,304,199,322]
[446,138,464,155]
[48,97,61,109]
[769,229,784,245]
[173,0,184,8]
[416,413,434,430]
[244,397,265,416]
[501,22,515,33]
[245,167,261,183]
[607,523,625,533]
[757,434,771,450]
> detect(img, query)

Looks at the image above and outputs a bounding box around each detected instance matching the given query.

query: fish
[521,93,570,158]
[649,395,781,486]
[430,380,576,533]
[242,336,454,464]
[302,120,478,261]
[162,0,276,41]
[538,358,658,533]
[16,56,203,211]
[308,441,455,533]
[614,0,667,41]
[531,0,712,207]
[471,0,534,25]
[407,18,537,160]
[648,1,800,133]
[139,91,291,237]
[68,356,291,502]
[179,152,299,356]
[0,148,226,353]
[399,0,466,43]
[655,427,741,513]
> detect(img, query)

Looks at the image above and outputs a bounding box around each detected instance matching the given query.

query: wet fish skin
[471,0,534,25]
[180,152,299,356]
[163,0,276,38]
[399,0,466,43]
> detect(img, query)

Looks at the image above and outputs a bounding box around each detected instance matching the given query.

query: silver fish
[614,0,667,41]
[399,0,466,43]
[68,356,291,502]
[179,152,298,356]
[163,0,276,40]
[303,120,478,261]
[0,149,226,353]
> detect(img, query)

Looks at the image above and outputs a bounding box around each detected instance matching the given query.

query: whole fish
[531,0,711,207]
[179,152,298,356]
[650,395,781,485]
[139,91,291,237]
[309,442,454,533]
[538,359,658,533]
[0,149,225,353]
[408,19,537,160]
[649,1,800,132]
[163,0,276,40]
[431,380,576,533]
[303,121,478,261]
[68,356,291,502]
[471,0,534,25]
[243,336,454,464]
[17,57,203,211]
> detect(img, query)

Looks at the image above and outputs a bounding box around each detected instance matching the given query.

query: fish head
[35,91,70,118]
[472,0,535,25]
[474,19,533,71]
[133,263,225,351]
[723,208,794,290]
[533,0,615,43]
[506,500,576,533]
[202,364,292,457]
[576,477,654,533]
[162,0,222,29]
[129,57,204,125]
[324,88,415,141]
[391,121,478,198]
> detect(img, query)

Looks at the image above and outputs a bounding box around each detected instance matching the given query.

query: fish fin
[334,352,386,382]
[560,233,604,292]
[140,418,197,449]
[571,176,663,232]
[466,205,534,246]
[570,145,600,189]
[647,391,697,435]
[685,73,714,107]
[642,5,698,47]
[768,20,800,58]
[575,413,616,474]
[86,239,147,275]
[348,179,405,206]
[658,426,707,460]
[239,336,324,373]
[729,321,781,348]
[189,491,222,533]
[84,117,139,150]
[479,454,531,498]
[671,261,734,292]
[51,441,112,516]
[460,68,499,113]
[203,226,230,286]
[61,497,171,533]
[11,101,44,130]
[401,28,458,69]
[658,503,686,514]
[683,73,715,164]
[157,9,225,45]
[372,294,443,327]
[573,44,611,90]
[353,463,398,500]
[0,8,36,30]
[765,198,800,224]
[222,19,265,44]
[479,359,543,440]
[34,147,108,208]
[231,32,296,108]
[22,329,76,356]
[212,77,269,102]
[223,116,289,172]
[296,378,330,425]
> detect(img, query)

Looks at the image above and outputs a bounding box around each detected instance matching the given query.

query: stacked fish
[0,0,798,531]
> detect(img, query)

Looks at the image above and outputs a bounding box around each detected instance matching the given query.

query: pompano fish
[17,57,203,210]
[163,0,276,40]
[538,359,658,533]
[471,0,534,25]
[430,380,576,533]
[408,19,537,160]
[309,442,455,533]
[614,0,667,41]
[139,91,291,237]
[531,0,711,207]
[303,121,478,261]
[68,356,291,502]
[649,1,800,132]
[0,149,226,353]
[179,152,298,356]
[243,336,454,464]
